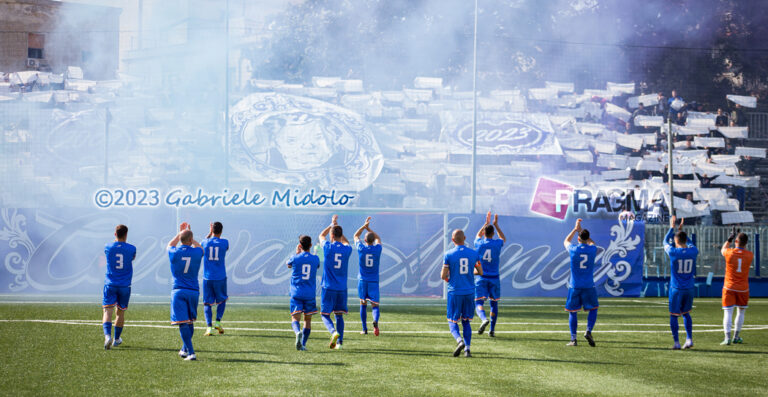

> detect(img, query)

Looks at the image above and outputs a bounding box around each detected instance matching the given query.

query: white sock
[734,307,746,338]
[723,307,734,339]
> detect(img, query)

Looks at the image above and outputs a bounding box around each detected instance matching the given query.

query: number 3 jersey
[566,243,598,289]
[664,227,699,290]
[322,241,352,291]
[104,241,137,287]
[357,242,382,282]
[168,245,204,291]
[201,237,229,281]
[287,252,320,299]
[443,245,479,295]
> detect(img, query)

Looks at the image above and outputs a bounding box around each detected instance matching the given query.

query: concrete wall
[0,0,121,79]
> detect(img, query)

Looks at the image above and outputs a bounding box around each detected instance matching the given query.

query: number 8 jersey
[287,252,320,299]
[566,243,598,289]
[664,227,699,290]
[443,245,479,295]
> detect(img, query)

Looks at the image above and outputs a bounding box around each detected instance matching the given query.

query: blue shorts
[565,287,599,312]
[203,278,228,305]
[290,297,318,315]
[171,288,199,325]
[102,285,131,310]
[669,287,695,316]
[447,292,474,323]
[321,288,348,315]
[474,277,501,301]
[357,280,380,304]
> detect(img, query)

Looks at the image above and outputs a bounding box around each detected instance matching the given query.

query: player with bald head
[167,222,203,360]
[441,228,482,357]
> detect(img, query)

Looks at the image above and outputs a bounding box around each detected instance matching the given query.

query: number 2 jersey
[287,251,320,299]
[357,242,382,282]
[168,245,204,291]
[104,241,137,287]
[664,227,698,290]
[566,243,598,289]
[443,245,479,295]
[723,247,753,292]
[201,237,229,281]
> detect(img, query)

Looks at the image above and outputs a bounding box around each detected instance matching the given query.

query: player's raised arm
[664,216,677,249]
[167,223,189,249]
[319,222,333,244]
[473,260,483,276]
[206,222,214,239]
[493,214,506,243]
[354,216,371,243]
[441,263,450,281]
[563,218,582,249]
[477,210,491,238]
[722,226,737,256]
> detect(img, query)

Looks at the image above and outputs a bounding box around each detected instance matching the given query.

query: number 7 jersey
[168,245,204,291]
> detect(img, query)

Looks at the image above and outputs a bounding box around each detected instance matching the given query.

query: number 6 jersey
[356,242,382,283]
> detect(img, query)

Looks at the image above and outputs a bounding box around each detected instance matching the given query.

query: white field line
[1,319,767,334]
[6,319,768,328]
[0,301,718,308]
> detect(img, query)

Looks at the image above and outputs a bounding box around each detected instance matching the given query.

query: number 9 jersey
[443,245,479,295]
[287,252,320,299]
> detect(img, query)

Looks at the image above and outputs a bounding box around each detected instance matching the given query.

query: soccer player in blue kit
[318,215,352,349]
[167,223,204,361]
[353,216,382,336]
[287,235,320,350]
[201,222,229,336]
[102,224,136,349]
[664,215,698,350]
[474,211,506,337]
[563,218,598,347]
[442,229,483,357]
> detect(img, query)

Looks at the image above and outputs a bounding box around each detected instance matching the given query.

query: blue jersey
[201,237,229,281]
[168,245,203,291]
[322,241,352,291]
[664,227,698,289]
[357,242,382,282]
[474,237,503,277]
[567,243,598,289]
[287,252,320,299]
[104,241,136,287]
[443,245,479,295]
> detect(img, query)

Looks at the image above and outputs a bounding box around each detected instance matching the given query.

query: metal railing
[747,112,768,139]
[644,224,765,278]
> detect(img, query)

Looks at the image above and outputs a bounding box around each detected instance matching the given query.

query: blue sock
[302,327,311,346]
[670,315,680,343]
[103,322,112,337]
[180,324,194,355]
[335,315,345,344]
[178,325,187,352]
[291,320,301,334]
[476,301,488,322]
[216,302,226,321]
[322,314,336,335]
[204,305,213,326]
[189,323,194,338]
[587,309,597,332]
[448,321,461,341]
[462,320,472,349]
[360,304,368,332]
[372,306,380,323]
[683,313,693,340]
[568,312,578,340]
[114,326,123,339]
[490,300,499,331]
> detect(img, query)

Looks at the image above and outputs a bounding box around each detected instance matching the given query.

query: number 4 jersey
[201,237,229,281]
[287,252,320,299]
[443,245,479,295]
[357,242,382,283]
[168,245,204,291]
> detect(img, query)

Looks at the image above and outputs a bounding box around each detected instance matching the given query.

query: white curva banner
[726,94,757,108]
[439,112,563,155]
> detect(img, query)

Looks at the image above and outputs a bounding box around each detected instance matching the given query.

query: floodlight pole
[470,0,478,214]
[667,117,675,218]
[224,0,230,187]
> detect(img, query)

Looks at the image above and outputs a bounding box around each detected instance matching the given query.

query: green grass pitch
[1,296,766,396]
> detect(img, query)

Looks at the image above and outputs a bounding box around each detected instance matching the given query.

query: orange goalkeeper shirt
[723,248,753,292]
